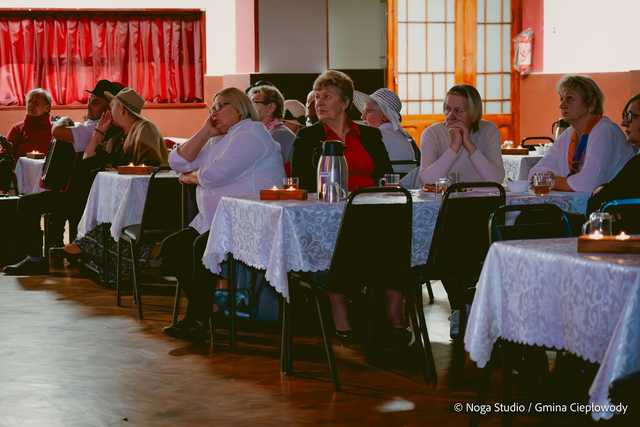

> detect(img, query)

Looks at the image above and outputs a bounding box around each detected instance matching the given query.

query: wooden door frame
[386,0,521,144]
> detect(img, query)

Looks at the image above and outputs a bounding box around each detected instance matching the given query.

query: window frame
[387,0,521,144]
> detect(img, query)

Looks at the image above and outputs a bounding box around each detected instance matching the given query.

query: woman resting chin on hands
[419,84,504,187]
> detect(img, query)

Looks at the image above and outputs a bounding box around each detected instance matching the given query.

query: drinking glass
[532,172,553,196]
[582,212,614,237]
[379,173,401,187]
[435,177,451,199]
[448,171,460,184]
[283,177,299,189]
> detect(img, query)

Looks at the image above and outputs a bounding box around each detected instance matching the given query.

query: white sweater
[419,120,505,184]
[169,119,285,233]
[528,117,635,193]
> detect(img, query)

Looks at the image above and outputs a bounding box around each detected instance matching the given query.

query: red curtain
[0,12,203,106]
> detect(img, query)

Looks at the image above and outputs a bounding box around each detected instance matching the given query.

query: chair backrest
[40,139,77,191]
[390,159,418,177]
[139,167,181,241]
[489,203,572,244]
[426,181,505,283]
[521,136,554,151]
[327,186,413,294]
[600,198,640,234]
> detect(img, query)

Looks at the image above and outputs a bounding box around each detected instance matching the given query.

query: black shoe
[3,257,49,275]
[389,327,415,348]
[163,318,211,343]
[335,329,354,343]
[162,317,197,339]
[49,247,82,265]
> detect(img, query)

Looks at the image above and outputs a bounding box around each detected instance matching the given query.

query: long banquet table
[465,237,640,420]
[202,190,589,301]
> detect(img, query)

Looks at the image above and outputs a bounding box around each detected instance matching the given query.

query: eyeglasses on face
[443,106,466,116]
[623,110,639,123]
[210,102,230,113]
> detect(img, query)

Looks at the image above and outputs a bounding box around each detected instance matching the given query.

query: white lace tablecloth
[502,154,543,181]
[202,190,588,301]
[15,157,45,194]
[77,170,177,240]
[465,238,640,420]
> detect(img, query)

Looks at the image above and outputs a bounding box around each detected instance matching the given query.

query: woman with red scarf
[7,88,53,158]
[528,75,635,193]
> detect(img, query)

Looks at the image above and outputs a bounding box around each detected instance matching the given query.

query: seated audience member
[52,80,124,153]
[588,94,640,213]
[306,90,318,126]
[292,71,409,345]
[528,75,635,193]
[249,85,296,163]
[419,84,505,185]
[354,88,420,175]
[7,88,53,159]
[282,99,307,135]
[4,87,167,275]
[0,136,13,193]
[292,70,392,192]
[161,87,284,342]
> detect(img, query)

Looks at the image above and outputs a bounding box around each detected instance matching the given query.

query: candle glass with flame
[283,177,299,190]
[581,212,614,238]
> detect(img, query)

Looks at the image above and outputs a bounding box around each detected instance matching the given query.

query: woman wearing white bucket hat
[353,88,420,175]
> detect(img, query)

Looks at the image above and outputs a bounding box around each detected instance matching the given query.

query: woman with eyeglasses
[528,75,635,194]
[248,84,296,164]
[587,93,640,215]
[160,87,285,343]
[419,84,505,185]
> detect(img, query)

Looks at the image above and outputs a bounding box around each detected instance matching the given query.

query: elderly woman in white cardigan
[419,84,505,185]
[161,87,284,343]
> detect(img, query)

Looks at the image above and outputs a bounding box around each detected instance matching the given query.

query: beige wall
[519,71,640,140]
[328,0,386,69]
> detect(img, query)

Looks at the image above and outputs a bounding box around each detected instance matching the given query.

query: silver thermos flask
[317,140,348,202]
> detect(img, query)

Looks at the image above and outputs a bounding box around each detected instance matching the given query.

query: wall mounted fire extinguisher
[514,28,534,75]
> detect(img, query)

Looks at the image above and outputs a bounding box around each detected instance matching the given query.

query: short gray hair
[26,88,52,106]
[248,85,286,119]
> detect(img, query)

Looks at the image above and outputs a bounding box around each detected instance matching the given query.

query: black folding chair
[421,182,506,351]
[521,136,553,151]
[284,186,436,389]
[600,198,640,234]
[116,167,181,319]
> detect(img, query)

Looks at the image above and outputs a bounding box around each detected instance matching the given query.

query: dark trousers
[18,190,75,257]
[0,156,12,191]
[160,227,215,322]
[441,279,468,310]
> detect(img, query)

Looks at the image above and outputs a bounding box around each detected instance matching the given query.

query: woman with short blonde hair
[161,87,284,342]
[529,75,634,193]
[419,84,505,185]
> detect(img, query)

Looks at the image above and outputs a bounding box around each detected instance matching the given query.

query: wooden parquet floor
[0,269,604,427]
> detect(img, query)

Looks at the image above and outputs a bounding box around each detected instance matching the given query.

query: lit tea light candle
[271,186,278,190]
[286,186,296,191]
[589,230,604,240]
[616,231,630,241]
[128,162,134,166]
